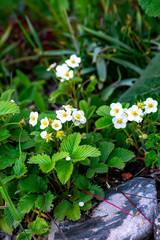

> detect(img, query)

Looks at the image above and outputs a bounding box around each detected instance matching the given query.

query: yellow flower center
[56,131,64,138]
[148,103,153,108]
[75,114,81,120]
[71,60,75,64]
[115,108,119,113]
[68,106,73,109]
[65,72,69,77]
[63,113,67,117]
[43,121,48,126]
[31,116,36,121]
[46,134,50,140]
[138,103,142,108]
[54,123,59,128]
[117,119,122,124]
[132,111,137,116]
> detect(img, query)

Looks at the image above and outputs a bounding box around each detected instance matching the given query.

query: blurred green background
[1,0,160,109]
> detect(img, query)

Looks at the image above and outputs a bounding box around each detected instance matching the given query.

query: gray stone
[154,202,160,239]
[48,177,157,240]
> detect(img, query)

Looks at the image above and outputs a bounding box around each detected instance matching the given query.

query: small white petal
[79,202,84,207]
[66,156,71,161]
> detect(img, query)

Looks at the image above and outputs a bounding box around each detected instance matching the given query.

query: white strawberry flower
[10,99,15,103]
[56,110,72,123]
[55,63,73,80]
[51,120,62,131]
[72,110,86,126]
[40,131,52,142]
[62,105,76,112]
[65,54,81,68]
[29,111,38,126]
[47,62,56,71]
[127,105,143,123]
[79,202,84,207]
[66,156,71,161]
[63,69,73,80]
[40,117,49,129]
[112,115,128,129]
[56,64,68,78]
[144,98,158,114]
[123,108,129,120]
[110,103,124,118]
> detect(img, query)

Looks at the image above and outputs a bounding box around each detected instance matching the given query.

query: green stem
[0,178,29,239]
[53,172,63,191]
[0,122,20,129]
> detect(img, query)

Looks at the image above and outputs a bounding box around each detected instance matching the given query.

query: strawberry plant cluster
[1,1,160,236]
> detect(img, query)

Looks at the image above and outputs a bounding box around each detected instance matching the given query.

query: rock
[154,203,160,239]
[49,177,158,240]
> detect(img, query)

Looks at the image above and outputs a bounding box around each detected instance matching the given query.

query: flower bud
[126,138,133,145]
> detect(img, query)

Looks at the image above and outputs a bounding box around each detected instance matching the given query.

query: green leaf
[86,168,95,178]
[56,160,73,184]
[54,200,71,221]
[3,206,23,228]
[72,145,101,162]
[60,133,81,154]
[90,184,105,199]
[96,106,111,116]
[0,129,10,141]
[74,175,91,189]
[19,82,38,103]
[52,152,69,162]
[13,154,27,178]
[0,147,19,170]
[109,148,135,163]
[108,157,125,169]
[26,16,43,51]
[119,53,160,103]
[138,0,160,18]
[19,194,37,213]
[116,133,128,149]
[4,207,18,228]
[21,139,36,150]
[34,91,46,112]
[99,141,115,163]
[95,163,108,173]
[80,201,92,211]
[28,218,49,235]
[96,58,107,82]
[29,154,55,173]
[20,174,47,193]
[79,100,88,117]
[35,191,55,212]
[106,57,142,75]
[81,25,133,52]
[8,110,31,130]
[11,129,30,142]
[145,150,157,166]
[0,219,13,235]
[16,230,32,240]
[1,89,15,101]
[95,116,112,129]
[66,203,81,221]
[16,70,31,87]
[17,19,36,49]
[0,101,19,116]
[87,105,96,119]
[35,141,52,155]
[79,191,93,202]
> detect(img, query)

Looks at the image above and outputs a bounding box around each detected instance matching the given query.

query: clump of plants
[96,97,159,168]
[0,54,160,239]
